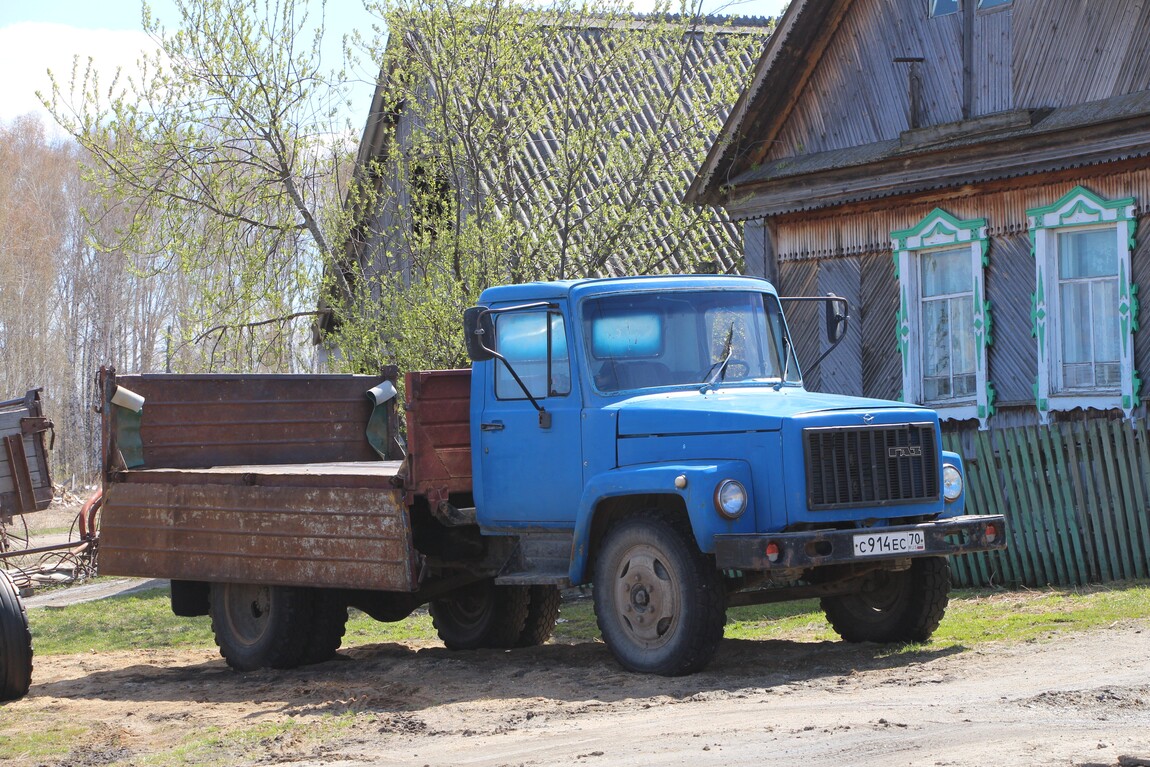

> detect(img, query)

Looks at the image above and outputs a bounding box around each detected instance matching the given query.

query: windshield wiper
[701,322,735,391]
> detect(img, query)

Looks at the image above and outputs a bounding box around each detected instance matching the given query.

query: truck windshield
[582,290,799,393]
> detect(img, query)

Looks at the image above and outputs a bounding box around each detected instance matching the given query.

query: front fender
[569,460,755,584]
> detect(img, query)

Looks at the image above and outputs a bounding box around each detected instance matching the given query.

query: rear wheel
[209,583,312,671]
[0,570,32,700]
[593,511,726,676]
[301,590,348,665]
[821,556,951,643]
[517,585,562,647]
[430,580,530,650]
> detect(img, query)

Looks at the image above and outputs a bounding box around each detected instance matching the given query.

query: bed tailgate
[97,369,418,591]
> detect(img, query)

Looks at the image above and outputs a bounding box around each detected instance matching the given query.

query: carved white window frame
[1029,186,1139,422]
[893,208,993,428]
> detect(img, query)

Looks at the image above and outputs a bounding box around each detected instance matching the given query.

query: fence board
[1003,427,1044,584]
[1031,425,1075,585]
[979,428,1019,585]
[1090,421,1127,581]
[1072,421,1112,582]
[1048,423,1090,586]
[1110,421,1146,579]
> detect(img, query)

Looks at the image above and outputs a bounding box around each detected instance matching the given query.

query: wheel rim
[856,569,908,613]
[220,583,272,647]
[442,582,492,628]
[611,542,681,649]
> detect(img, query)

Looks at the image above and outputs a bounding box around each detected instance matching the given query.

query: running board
[494,530,573,587]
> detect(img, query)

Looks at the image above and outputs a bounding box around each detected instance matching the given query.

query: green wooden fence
[943,419,1150,588]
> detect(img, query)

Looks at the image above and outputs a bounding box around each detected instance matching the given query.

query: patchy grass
[0,716,86,760]
[26,580,1150,658]
[132,717,357,767]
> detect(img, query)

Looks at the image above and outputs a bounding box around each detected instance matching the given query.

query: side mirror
[463,306,495,361]
[825,295,848,345]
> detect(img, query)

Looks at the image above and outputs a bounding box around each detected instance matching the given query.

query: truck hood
[612,386,930,437]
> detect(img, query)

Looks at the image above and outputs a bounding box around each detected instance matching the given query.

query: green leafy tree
[328,0,768,374]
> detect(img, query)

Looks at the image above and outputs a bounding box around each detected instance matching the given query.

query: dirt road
[7,610,1149,767]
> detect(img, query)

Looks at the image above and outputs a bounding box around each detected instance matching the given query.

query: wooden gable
[691,0,1150,225]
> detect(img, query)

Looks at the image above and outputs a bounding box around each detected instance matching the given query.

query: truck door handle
[481,421,504,432]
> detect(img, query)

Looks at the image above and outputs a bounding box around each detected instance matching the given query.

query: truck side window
[494,311,571,400]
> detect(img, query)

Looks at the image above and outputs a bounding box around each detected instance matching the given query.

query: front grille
[804,422,940,510]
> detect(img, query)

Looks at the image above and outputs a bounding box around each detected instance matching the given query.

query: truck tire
[593,511,726,676]
[516,585,561,647]
[430,580,530,650]
[821,556,951,644]
[301,591,348,665]
[0,570,32,701]
[210,583,312,671]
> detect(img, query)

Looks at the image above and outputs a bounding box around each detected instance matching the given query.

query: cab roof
[477,274,778,305]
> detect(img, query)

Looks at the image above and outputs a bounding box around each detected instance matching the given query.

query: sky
[0,0,787,134]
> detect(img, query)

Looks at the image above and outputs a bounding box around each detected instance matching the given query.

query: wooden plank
[1048,423,1090,586]
[1063,421,1104,582]
[1029,424,1072,586]
[1014,425,1057,585]
[1109,421,1145,579]
[1096,419,1134,580]
[1001,427,1040,585]
[1132,420,1150,575]
[101,482,417,591]
[1086,420,1123,581]
[1029,425,1071,585]
[1035,423,1075,585]
[980,428,1020,586]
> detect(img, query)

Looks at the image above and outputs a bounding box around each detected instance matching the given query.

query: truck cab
[464,274,1004,674]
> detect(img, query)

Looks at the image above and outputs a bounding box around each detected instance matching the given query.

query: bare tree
[44,0,358,371]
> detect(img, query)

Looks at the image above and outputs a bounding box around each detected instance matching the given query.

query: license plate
[853,531,926,557]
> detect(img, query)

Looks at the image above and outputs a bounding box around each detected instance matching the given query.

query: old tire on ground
[821,556,951,644]
[0,570,32,701]
[516,585,562,647]
[210,583,312,671]
[301,590,348,665]
[430,580,530,650]
[593,511,726,676]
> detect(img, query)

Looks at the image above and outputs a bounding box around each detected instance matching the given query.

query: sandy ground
[5,505,1150,767]
[4,611,1149,767]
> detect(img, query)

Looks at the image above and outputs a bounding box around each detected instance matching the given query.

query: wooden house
[688,0,1150,587]
[321,13,772,358]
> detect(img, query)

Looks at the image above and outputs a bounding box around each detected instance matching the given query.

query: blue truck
[98,274,1006,676]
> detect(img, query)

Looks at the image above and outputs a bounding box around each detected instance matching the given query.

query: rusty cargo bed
[97,369,426,592]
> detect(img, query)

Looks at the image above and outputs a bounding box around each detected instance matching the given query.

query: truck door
[476,308,584,528]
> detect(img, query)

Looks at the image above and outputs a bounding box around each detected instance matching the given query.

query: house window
[1029,186,1139,420]
[1056,228,1120,390]
[920,247,976,402]
[977,0,1011,8]
[893,209,993,427]
[929,0,959,17]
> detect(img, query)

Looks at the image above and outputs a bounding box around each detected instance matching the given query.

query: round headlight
[715,479,748,519]
[943,464,963,502]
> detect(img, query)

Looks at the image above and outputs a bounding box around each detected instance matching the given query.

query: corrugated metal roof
[357,16,772,277]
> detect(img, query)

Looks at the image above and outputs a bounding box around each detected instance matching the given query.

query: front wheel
[821,556,951,643]
[593,511,726,676]
[209,583,312,671]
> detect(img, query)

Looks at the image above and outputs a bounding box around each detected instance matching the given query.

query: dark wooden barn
[689,0,1150,587]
